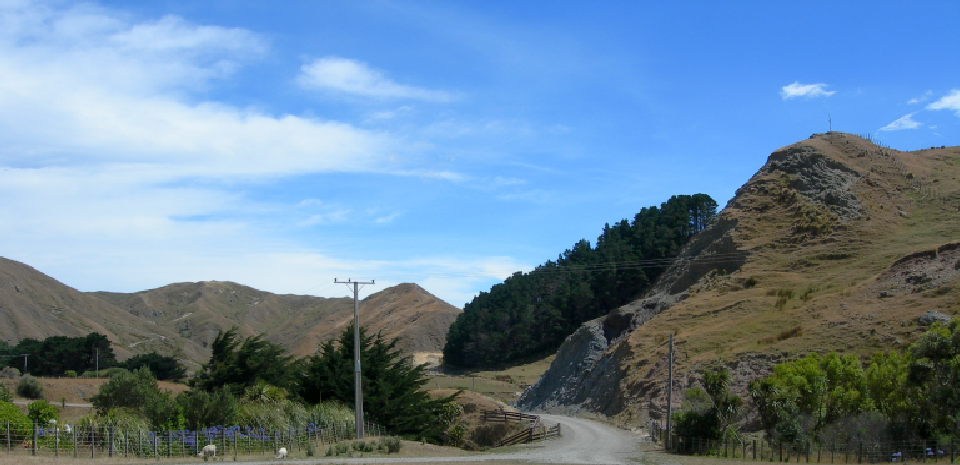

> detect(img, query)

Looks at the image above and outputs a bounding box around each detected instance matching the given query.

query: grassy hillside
[2,255,460,369]
[520,133,960,426]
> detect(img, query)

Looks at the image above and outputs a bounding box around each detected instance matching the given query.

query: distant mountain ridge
[1,258,460,368]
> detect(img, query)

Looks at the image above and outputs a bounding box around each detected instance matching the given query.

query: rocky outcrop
[518,212,745,412]
[762,143,863,220]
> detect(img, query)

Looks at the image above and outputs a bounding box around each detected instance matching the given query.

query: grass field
[429,354,555,404]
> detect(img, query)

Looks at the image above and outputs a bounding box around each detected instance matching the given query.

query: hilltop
[1,259,460,368]
[518,133,960,425]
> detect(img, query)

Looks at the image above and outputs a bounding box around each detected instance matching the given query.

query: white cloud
[374,212,403,224]
[780,82,836,99]
[927,89,960,116]
[0,3,397,178]
[297,57,456,101]
[908,90,933,105]
[301,210,351,225]
[879,113,922,131]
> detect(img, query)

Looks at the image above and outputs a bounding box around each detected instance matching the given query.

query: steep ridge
[518,133,960,425]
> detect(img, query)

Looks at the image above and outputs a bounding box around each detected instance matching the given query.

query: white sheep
[197,444,216,459]
[276,446,287,458]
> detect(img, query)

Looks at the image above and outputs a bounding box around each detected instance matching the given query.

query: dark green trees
[444,194,718,367]
[673,369,742,443]
[191,327,295,395]
[119,352,186,381]
[3,333,115,376]
[298,326,459,442]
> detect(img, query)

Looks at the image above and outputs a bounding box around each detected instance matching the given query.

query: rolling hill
[518,132,960,426]
[1,259,460,369]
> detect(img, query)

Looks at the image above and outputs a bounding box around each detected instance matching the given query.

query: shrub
[379,436,402,453]
[0,402,31,436]
[0,367,19,379]
[0,383,11,403]
[178,387,238,430]
[17,375,44,399]
[27,400,59,425]
[744,276,759,288]
[63,370,77,378]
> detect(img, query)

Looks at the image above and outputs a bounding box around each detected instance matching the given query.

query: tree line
[443,194,718,368]
[0,333,184,380]
[673,318,960,445]
[2,326,462,444]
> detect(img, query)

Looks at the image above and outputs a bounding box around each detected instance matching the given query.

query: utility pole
[665,334,673,451]
[335,278,375,439]
[95,348,99,378]
[828,114,832,132]
[21,354,29,375]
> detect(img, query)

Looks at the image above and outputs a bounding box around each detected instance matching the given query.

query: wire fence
[2,420,386,459]
[652,428,957,464]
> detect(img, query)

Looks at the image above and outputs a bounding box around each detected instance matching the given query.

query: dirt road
[238,414,638,465]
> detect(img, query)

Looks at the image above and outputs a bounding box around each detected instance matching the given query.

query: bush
[63,370,77,378]
[27,399,59,425]
[0,383,11,403]
[0,367,19,379]
[17,375,44,399]
[379,436,402,453]
[178,387,237,430]
[0,402,31,436]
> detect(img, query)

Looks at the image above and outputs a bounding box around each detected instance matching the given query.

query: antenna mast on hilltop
[828,114,832,132]
[335,278,375,439]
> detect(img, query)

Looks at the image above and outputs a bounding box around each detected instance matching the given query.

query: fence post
[6,420,10,454]
[90,425,94,458]
[72,424,76,458]
[32,420,36,456]
[780,441,784,462]
[858,442,862,464]
[55,424,59,457]
[124,428,127,457]
[726,433,730,458]
[109,425,114,457]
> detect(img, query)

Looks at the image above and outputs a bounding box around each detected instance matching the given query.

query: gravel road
[211,414,640,465]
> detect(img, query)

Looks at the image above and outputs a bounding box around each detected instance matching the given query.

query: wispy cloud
[908,90,933,105]
[781,82,836,99]
[374,212,403,224]
[927,89,960,116]
[301,210,350,225]
[879,113,922,131]
[297,57,457,101]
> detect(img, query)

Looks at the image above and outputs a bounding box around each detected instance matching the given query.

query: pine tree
[298,325,459,442]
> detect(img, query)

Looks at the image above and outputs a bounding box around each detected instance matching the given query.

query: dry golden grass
[608,134,960,426]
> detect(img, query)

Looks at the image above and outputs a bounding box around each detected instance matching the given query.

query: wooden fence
[481,410,540,425]
[480,410,561,447]
[496,423,561,447]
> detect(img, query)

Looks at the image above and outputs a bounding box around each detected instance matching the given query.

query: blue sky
[1,0,958,307]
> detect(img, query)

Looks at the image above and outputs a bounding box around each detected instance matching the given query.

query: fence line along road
[2,419,385,460]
